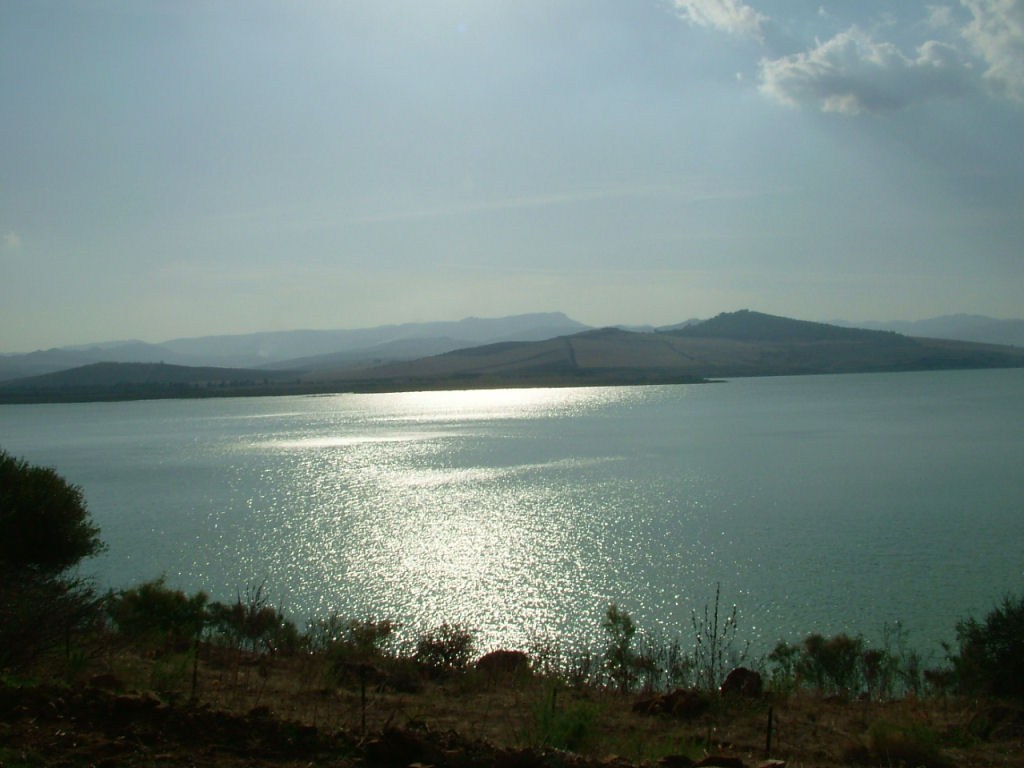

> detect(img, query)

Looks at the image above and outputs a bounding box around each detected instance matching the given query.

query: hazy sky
[2,0,1023,351]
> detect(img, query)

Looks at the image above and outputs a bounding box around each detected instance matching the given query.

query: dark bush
[0,570,102,669]
[0,449,104,576]
[0,450,106,669]
[107,577,209,648]
[209,583,299,654]
[414,622,475,670]
[769,633,909,698]
[798,633,865,695]
[948,594,1024,700]
[602,604,637,692]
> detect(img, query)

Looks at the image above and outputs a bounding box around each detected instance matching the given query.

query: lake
[1,368,1022,659]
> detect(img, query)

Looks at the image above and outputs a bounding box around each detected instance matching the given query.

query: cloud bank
[671,0,769,40]
[758,29,974,114]
[674,0,1024,113]
[962,0,1024,101]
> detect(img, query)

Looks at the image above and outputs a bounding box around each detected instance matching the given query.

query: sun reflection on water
[233,387,648,651]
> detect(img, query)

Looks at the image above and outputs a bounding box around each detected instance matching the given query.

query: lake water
[1,368,1022,659]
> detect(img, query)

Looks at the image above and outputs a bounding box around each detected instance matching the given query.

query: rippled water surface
[2,369,1022,655]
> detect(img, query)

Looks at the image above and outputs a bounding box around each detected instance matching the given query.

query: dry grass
[29,638,1021,768]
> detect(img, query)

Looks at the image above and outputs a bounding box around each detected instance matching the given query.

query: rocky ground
[2,647,1023,768]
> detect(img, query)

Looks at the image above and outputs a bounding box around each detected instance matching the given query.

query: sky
[2,0,1023,352]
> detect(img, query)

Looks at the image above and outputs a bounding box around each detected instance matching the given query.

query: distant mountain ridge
[674,310,905,343]
[6,309,1021,404]
[0,312,589,382]
[5,311,1021,384]
[836,314,1024,348]
[3,310,1023,402]
[334,310,1020,386]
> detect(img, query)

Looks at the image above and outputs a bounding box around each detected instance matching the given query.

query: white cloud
[758,27,975,114]
[3,232,22,250]
[961,0,1024,101]
[926,4,958,29]
[671,0,769,40]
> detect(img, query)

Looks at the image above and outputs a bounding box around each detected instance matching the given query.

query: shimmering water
[2,369,1022,657]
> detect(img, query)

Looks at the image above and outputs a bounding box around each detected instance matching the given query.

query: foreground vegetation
[3,448,1024,766]
[5,583,1024,768]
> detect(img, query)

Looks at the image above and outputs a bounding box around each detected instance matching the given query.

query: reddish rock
[87,673,124,691]
[476,649,531,676]
[633,688,711,719]
[657,754,696,768]
[695,756,747,768]
[364,727,444,767]
[720,667,763,698]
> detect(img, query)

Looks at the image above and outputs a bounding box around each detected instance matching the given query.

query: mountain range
[3,311,1021,384]
[2,310,1022,403]
[0,313,589,382]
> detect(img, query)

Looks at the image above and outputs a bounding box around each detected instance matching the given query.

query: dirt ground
[3,646,1023,768]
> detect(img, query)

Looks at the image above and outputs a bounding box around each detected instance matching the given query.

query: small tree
[414,622,475,670]
[108,577,209,649]
[603,604,637,692]
[948,594,1024,700]
[0,449,105,575]
[0,449,106,669]
[691,584,746,691]
[797,633,864,695]
[209,582,300,654]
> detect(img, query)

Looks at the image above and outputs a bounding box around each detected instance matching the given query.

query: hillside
[0,362,304,402]
[838,314,1024,348]
[3,311,1023,402]
[0,312,590,381]
[327,310,1024,385]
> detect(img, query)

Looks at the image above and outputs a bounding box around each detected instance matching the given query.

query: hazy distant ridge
[352,310,1022,385]
[0,312,589,382]
[835,314,1024,348]
[3,310,1024,402]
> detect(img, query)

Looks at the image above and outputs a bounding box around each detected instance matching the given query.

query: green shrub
[329,617,396,659]
[0,450,106,670]
[798,633,865,695]
[526,682,600,752]
[0,449,104,577]
[854,720,951,768]
[108,577,209,648]
[316,616,399,686]
[602,604,637,692]
[0,572,102,669]
[947,593,1024,699]
[769,632,910,698]
[691,584,747,691]
[767,640,800,695]
[209,582,299,654]
[633,635,692,693]
[880,621,926,697]
[414,622,475,670]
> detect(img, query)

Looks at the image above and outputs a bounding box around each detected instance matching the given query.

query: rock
[364,727,445,767]
[442,747,473,768]
[493,746,547,768]
[633,688,711,719]
[657,755,696,768]
[600,754,633,768]
[720,667,763,698]
[476,650,531,676]
[87,673,124,691]
[112,692,161,714]
[695,757,747,768]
